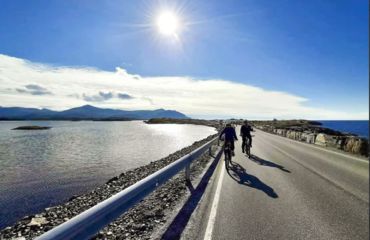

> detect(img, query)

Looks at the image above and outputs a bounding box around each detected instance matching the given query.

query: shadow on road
[227,161,278,199]
[161,148,223,240]
[249,154,291,173]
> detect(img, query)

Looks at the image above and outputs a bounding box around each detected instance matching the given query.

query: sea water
[0,121,216,228]
[319,120,369,138]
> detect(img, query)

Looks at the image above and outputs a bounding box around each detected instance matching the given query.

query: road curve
[183,127,369,240]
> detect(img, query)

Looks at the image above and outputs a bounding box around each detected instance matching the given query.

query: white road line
[203,161,226,240]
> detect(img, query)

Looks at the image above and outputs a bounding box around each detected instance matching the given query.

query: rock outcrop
[254,121,368,157]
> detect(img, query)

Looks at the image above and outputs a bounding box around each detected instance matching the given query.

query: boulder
[315,133,333,147]
[344,137,369,156]
[301,132,316,143]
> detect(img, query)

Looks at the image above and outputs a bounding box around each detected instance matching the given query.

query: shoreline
[0,128,219,239]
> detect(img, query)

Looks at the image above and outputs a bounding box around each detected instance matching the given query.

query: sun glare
[156,11,179,36]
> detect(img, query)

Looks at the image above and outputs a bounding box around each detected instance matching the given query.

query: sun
[156,11,180,36]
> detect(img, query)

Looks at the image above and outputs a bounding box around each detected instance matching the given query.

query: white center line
[203,160,226,240]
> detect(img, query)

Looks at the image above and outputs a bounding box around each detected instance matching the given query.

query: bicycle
[223,141,233,170]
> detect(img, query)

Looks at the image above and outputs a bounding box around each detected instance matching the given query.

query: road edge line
[203,161,226,240]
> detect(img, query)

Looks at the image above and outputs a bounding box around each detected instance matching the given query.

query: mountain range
[0,105,189,120]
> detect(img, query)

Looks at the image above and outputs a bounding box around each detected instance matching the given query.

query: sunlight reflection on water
[0,120,216,228]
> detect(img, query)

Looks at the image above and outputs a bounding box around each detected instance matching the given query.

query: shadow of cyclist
[249,154,291,173]
[227,162,278,198]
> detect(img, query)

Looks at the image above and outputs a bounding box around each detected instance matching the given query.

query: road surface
[183,128,369,240]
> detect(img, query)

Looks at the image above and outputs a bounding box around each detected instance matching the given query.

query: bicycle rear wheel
[225,155,229,169]
[224,149,231,169]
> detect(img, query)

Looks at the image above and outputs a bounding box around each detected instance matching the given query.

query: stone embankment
[254,121,368,157]
[0,124,220,240]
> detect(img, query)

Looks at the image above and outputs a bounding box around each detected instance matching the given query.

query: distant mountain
[0,105,189,120]
[0,107,57,119]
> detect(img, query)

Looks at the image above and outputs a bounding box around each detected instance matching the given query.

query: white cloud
[0,54,367,120]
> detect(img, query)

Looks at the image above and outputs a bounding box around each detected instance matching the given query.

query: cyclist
[240,120,253,153]
[219,123,238,156]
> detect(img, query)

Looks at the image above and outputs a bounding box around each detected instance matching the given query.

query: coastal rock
[344,137,369,156]
[315,133,331,146]
[255,120,368,157]
[301,132,316,143]
[27,217,49,227]
[286,130,302,140]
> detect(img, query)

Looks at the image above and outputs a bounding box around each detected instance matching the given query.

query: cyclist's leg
[241,136,246,152]
[224,141,230,155]
[246,138,251,157]
[231,140,235,156]
[224,149,229,169]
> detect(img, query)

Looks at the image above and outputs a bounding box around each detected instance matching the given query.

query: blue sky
[0,0,368,119]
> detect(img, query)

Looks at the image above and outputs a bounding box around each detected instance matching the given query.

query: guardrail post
[185,163,190,182]
[36,137,219,240]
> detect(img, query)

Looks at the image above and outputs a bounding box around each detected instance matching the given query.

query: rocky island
[12,126,51,130]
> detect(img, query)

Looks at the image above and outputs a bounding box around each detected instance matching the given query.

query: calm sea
[0,121,216,229]
[319,120,369,138]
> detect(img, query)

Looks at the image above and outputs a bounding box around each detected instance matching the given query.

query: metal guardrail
[36,136,219,240]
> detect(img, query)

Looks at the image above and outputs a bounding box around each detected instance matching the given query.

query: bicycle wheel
[225,154,229,169]
[228,150,232,164]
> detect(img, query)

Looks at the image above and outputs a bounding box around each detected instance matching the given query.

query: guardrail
[36,136,219,240]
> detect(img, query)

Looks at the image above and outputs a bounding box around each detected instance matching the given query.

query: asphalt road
[183,128,369,240]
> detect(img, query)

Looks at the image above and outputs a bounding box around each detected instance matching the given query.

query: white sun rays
[0,54,368,120]
[156,11,180,37]
[111,1,192,53]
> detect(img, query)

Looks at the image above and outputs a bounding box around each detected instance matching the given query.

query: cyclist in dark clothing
[240,120,253,152]
[219,123,238,155]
